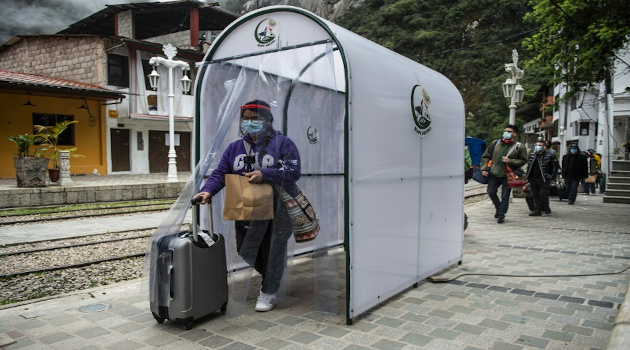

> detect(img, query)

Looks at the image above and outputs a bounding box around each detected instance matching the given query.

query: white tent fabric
[173,6,464,324]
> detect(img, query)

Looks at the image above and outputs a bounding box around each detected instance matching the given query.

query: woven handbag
[277,186,320,243]
[506,165,526,188]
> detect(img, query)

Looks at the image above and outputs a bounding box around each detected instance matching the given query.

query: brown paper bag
[223,174,274,221]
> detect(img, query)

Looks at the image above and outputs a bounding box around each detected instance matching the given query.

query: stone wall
[145,31,192,50]
[0,36,114,86]
[0,183,185,208]
[117,10,134,38]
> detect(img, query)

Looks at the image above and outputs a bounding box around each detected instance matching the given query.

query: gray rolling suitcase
[150,198,228,330]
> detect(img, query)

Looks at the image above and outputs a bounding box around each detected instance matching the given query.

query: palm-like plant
[7,134,47,157]
[34,120,83,168]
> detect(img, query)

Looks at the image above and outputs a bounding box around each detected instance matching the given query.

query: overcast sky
[0,0,231,45]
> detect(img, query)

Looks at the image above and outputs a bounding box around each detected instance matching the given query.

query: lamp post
[148,44,192,182]
[502,49,525,126]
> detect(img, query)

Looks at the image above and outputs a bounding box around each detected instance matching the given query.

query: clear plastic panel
[192,41,345,315]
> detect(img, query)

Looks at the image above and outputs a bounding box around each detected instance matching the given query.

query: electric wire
[481,0,527,34]
[427,264,630,283]
[413,0,538,59]
[417,28,538,59]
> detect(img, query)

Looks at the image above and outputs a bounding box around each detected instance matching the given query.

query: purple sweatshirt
[201,130,301,196]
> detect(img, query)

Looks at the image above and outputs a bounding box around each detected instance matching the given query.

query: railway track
[0,187,488,305]
[0,199,173,225]
[0,229,161,305]
[0,231,157,278]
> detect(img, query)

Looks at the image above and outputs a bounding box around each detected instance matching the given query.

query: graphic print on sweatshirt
[233,153,299,172]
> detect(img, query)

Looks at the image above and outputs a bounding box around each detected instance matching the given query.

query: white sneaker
[255,291,276,312]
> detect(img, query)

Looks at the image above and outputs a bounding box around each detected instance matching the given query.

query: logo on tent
[254,18,278,47]
[307,126,319,144]
[411,85,432,137]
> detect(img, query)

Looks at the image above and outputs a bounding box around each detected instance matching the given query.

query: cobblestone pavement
[0,193,628,350]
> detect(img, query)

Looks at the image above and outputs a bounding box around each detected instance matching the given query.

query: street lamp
[148,44,191,182]
[502,49,525,125]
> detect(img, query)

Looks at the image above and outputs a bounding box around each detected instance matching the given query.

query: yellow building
[0,2,238,176]
[1,70,124,178]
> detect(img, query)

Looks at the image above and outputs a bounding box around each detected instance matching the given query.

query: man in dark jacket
[480,124,529,223]
[526,140,559,215]
[561,144,588,205]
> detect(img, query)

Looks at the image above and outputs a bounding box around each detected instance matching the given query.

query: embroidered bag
[506,165,526,188]
[277,186,320,243]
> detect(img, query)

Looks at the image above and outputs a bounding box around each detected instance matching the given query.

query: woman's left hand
[244,170,263,183]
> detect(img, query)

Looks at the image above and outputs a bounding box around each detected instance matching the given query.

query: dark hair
[241,100,273,123]
[505,124,519,133]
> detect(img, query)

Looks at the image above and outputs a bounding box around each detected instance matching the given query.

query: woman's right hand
[193,192,211,205]
[481,170,488,176]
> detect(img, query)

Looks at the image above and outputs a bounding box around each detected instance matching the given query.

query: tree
[337,0,540,141]
[523,0,630,97]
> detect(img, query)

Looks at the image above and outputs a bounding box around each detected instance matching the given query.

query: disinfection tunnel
[150,5,466,325]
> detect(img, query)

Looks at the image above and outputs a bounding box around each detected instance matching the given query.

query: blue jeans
[581,180,596,194]
[564,177,580,203]
[487,175,511,219]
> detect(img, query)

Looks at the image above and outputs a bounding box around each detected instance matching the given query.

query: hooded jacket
[201,130,301,197]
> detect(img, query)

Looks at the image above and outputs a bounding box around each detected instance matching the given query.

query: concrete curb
[607,277,630,349]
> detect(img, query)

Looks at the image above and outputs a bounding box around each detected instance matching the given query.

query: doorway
[148,130,191,173]
[110,128,130,172]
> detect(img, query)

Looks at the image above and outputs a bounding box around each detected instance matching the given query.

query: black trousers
[529,177,551,212]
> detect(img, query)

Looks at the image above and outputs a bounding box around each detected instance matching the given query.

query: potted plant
[34,120,83,182]
[7,133,50,187]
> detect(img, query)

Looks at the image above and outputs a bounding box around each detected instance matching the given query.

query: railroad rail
[0,186,489,305]
[0,199,173,225]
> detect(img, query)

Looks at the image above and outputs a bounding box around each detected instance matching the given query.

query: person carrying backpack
[561,144,588,204]
[479,124,529,224]
[581,149,600,195]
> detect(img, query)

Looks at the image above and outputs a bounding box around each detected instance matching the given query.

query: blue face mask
[503,131,512,140]
[534,145,543,153]
[242,120,264,135]
[570,148,578,154]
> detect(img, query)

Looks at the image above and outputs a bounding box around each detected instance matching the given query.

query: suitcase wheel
[178,318,194,330]
[221,301,227,314]
[152,312,165,324]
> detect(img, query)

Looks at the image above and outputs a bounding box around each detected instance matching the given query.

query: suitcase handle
[190,197,213,243]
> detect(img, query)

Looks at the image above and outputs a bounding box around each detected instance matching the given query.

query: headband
[240,104,270,110]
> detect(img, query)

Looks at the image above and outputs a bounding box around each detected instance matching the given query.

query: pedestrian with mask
[544,140,557,158]
[526,140,559,216]
[479,124,529,223]
[194,100,301,312]
[561,144,588,205]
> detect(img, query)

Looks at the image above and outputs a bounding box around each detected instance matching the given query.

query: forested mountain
[337,0,543,140]
[220,0,544,141]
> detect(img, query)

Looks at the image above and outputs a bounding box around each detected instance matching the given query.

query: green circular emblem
[411,84,432,137]
[254,18,277,46]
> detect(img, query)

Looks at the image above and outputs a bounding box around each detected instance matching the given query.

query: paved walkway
[0,188,629,349]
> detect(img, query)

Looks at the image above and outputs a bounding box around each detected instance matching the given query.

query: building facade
[0,1,238,178]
